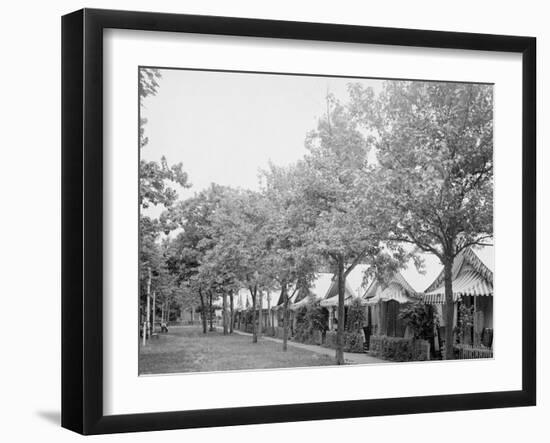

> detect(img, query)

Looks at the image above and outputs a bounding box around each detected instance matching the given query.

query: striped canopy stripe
[423,271,493,304]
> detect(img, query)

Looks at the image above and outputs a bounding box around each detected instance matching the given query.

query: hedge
[322,331,365,353]
[294,329,323,345]
[369,335,430,362]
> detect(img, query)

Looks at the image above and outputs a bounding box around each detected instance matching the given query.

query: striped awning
[423,271,493,304]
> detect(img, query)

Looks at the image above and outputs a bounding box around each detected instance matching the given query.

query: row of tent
[233,246,494,340]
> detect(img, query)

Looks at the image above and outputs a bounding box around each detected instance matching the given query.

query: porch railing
[454,344,493,359]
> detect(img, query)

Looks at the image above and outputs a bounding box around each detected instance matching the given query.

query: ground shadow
[36,410,60,426]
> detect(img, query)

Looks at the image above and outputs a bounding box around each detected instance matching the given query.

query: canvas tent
[423,246,493,303]
[363,271,421,338]
[422,246,494,348]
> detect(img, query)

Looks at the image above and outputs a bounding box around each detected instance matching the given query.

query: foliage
[294,302,328,344]
[345,298,366,332]
[282,96,410,363]
[306,303,329,333]
[242,308,255,333]
[138,67,192,321]
[324,331,365,353]
[369,335,430,362]
[454,303,474,343]
[139,68,162,99]
[399,302,437,340]
[140,158,189,211]
[294,307,310,342]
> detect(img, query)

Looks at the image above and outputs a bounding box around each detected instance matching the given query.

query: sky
[140,68,383,210]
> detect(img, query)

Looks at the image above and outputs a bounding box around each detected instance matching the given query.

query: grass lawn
[139,326,335,374]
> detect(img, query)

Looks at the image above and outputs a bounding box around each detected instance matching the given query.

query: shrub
[369,335,430,361]
[399,302,437,340]
[293,301,328,345]
[346,298,366,332]
[323,330,365,353]
[454,303,474,344]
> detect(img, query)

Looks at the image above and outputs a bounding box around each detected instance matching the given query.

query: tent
[364,271,420,305]
[362,271,421,338]
[422,246,494,348]
[423,246,493,304]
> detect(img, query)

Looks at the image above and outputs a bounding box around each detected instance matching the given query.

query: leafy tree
[166,184,232,333]
[138,68,191,327]
[350,81,493,359]
[292,96,400,364]
[208,189,272,343]
[261,163,318,350]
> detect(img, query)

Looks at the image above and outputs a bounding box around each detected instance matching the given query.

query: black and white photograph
[1,0,544,440]
[138,67,494,375]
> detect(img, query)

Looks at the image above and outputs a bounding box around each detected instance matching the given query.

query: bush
[399,302,437,340]
[454,303,474,344]
[369,335,430,361]
[346,298,366,332]
[293,301,328,345]
[323,330,365,353]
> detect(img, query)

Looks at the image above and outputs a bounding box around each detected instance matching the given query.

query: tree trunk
[222,292,228,335]
[444,258,455,360]
[143,268,151,344]
[209,291,214,331]
[258,290,263,339]
[145,267,152,340]
[250,285,258,343]
[151,291,156,334]
[199,288,207,334]
[282,284,288,351]
[335,257,346,365]
[229,291,234,334]
[267,292,272,329]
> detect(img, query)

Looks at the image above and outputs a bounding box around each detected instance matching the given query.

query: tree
[288,96,397,364]
[167,184,234,333]
[208,189,272,343]
[138,68,191,332]
[350,81,493,359]
[139,67,189,216]
[199,249,240,335]
[261,163,318,351]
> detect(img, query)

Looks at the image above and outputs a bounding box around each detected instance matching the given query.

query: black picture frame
[61,8,536,435]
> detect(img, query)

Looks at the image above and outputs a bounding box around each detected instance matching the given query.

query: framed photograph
[61,8,536,435]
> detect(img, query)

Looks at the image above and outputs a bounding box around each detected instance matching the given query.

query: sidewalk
[230,329,386,365]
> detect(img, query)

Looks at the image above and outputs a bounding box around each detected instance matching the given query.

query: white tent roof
[363,271,420,305]
[423,246,494,304]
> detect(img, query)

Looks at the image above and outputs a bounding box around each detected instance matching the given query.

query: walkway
[230,329,387,365]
